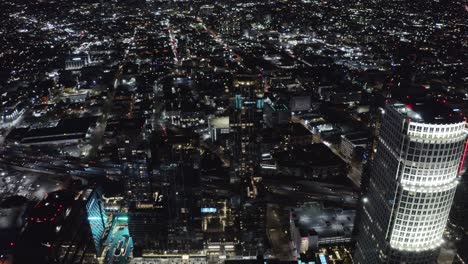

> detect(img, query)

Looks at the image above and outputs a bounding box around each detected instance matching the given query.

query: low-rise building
[290,202,355,255]
[340,132,369,161]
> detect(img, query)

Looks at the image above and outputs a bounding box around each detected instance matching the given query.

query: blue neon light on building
[201,208,217,213]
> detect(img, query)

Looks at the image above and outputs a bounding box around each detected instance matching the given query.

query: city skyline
[0,0,467,263]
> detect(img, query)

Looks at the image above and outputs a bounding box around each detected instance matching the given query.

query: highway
[0,146,120,185]
[263,177,358,208]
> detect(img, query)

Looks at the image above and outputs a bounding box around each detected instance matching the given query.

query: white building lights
[355,102,467,263]
[389,107,465,252]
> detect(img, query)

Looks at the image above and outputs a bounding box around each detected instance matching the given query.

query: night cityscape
[0,0,467,263]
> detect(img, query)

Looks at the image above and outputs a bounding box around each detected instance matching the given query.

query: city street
[266,204,295,261]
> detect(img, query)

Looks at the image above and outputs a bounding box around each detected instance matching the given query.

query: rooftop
[291,202,355,239]
[209,116,229,129]
[390,101,465,124]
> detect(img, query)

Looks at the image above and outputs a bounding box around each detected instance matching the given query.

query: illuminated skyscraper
[14,188,107,264]
[354,102,467,263]
[84,188,108,255]
[230,75,263,184]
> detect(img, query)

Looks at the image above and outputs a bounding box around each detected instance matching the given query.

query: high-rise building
[135,126,202,253]
[354,102,467,263]
[289,95,311,112]
[127,202,167,256]
[230,75,263,184]
[239,199,266,256]
[14,188,107,264]
[263,103,290,128]
[451,157,468,262]
[84,188,108,255]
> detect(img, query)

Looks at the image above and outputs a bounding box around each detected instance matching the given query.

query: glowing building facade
[355,102,467,263]
[14,188,107,264]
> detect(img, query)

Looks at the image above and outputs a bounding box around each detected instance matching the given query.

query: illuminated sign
[201,208,217,213]
[319,254,327,264]
[116,216,128,222]
[153,192,163,203]
[235,94,242,109]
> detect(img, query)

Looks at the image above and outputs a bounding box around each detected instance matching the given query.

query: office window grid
[407,123,465,139]
[406,141,465,163]
[388,120,465,251]
[402,165,459,185]
[355,102,467,264]
[402,139,465,186]
[390,188,456,250]
[389,248,438,264]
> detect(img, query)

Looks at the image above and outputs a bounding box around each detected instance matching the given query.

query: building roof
[342,132,369,146]
[209,116,229,129]
[390,101,464,124]
[291,202,355,239]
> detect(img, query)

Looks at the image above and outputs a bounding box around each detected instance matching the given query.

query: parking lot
[0,169,64,201]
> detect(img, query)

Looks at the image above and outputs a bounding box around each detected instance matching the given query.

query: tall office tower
[230,75,264,187]
[133,127,202,253]
[14,188,107,264]
[239,199,266,256]
[128,202,167,256]
[164,134,203,252]
[83,188,108,255]
[354,102,467,263]
[451,157,468,262]
[107,118,152,202]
